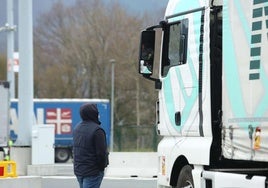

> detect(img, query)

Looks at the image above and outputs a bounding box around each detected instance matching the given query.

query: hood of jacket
[80,103,101,125]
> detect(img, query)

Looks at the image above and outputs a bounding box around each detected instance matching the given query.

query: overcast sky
[0,0,168,25]
[0,0,168,52]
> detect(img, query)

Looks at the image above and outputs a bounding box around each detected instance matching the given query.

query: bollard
[0,160,17,178]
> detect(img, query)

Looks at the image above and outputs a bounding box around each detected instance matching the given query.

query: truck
[10,99,110,163]
[0,81,9,148]
[138,0,268,187]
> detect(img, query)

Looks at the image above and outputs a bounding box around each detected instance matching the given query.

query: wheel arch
[170,155,191,186]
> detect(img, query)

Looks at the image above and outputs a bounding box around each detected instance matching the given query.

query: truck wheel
[175,165,194,188]
[55,148,70,163]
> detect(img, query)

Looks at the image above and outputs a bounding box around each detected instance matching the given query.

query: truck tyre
[55,148,70,163]
[175,165,194,188]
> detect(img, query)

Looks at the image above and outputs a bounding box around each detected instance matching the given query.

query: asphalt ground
[42,176,157,188]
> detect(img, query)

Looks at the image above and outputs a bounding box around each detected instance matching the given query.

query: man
[73,103,109,188]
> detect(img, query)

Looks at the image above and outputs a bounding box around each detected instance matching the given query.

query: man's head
[80,103,101,124]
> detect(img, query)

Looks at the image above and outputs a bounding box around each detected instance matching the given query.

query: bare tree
[0,55,7,80]
[33,0,165,128]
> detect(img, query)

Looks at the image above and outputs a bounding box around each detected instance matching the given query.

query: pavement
[0,152,159,188]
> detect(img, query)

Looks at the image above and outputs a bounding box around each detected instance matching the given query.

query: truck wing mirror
[138,30,155,75]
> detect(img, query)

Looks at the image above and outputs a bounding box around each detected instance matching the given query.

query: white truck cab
[138,0,268,187]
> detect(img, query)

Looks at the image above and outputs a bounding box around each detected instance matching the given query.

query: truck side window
[162,19,189,77]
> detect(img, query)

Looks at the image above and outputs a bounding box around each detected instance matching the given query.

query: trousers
[76,171,104,188]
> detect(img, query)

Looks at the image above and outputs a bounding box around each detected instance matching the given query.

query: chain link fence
[113,125,162,152]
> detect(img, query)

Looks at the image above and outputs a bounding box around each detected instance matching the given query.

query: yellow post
[0,160,17,178]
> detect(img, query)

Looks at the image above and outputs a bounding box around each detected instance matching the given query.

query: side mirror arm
[143,75,162,90]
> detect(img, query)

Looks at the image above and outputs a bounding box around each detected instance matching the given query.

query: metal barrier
[114,125,161,151]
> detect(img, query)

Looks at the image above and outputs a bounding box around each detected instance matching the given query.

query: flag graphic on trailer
[46,108,72,134]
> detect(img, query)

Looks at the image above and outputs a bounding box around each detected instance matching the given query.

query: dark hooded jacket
[73,103,108,177]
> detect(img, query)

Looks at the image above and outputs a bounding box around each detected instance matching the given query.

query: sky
[0,0,169,25]
[117,0,168,14]
[0,0,168,53]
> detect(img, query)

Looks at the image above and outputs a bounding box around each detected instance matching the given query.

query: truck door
[160,7,209,137]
